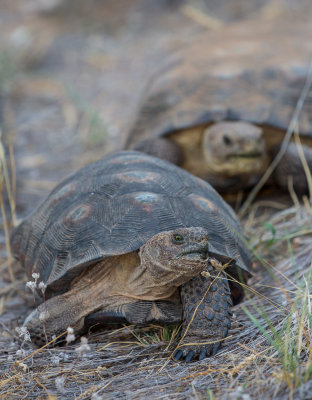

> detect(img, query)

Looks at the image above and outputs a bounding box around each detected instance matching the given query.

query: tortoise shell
[11,151,251,294]
[126,18,312,147]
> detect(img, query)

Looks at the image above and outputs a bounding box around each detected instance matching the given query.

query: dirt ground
[0,1,312,399]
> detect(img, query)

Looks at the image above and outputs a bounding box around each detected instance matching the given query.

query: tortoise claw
[212,342,221,356]
[199,349,207,360]
[173,347,209,362]
[185,350,195,363]
[173,349,184,361]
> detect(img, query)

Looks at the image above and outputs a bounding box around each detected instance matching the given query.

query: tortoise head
[202,121,268,175]
[139,227,209,287]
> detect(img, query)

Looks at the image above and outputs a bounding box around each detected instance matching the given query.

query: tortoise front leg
[273,142,312,194]
[174,263,233,362]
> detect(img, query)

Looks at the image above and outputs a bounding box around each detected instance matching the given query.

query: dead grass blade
[239,57,312,217]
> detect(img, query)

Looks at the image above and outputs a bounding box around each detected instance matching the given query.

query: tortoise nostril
[196,234,209,243]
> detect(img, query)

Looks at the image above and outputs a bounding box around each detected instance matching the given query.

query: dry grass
[0,181,312,400]
[0,135,16,283]
[239,58,312,218]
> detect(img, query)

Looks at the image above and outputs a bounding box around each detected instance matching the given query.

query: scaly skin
[273,142,312,194]
[24,227,210,348]
[174,263,233,362]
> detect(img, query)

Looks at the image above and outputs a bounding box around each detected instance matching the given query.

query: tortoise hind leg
[23,290,90,347]
[133,137,184,165]
[26,297,181,346]
[174,264,233,362]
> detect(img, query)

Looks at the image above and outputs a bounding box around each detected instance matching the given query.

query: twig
[294,127,312,202]
[180,5,223,30]
[8,144,16,226]
[0,184,15,282]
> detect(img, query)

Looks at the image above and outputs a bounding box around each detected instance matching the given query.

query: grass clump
[0,50,21,95]
[242,205,312,398]
[64,84,108,149]
[244,276,312,392]
[123,324,180,349]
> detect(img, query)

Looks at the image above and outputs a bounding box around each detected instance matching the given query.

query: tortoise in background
[126,18,312,194]
[11,151,251,361]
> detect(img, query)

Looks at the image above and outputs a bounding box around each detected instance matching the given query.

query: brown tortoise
[11,151,251,362]
[126,18,312,194]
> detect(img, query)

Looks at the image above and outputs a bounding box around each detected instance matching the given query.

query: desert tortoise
[11,151,251,361]
[127,18,312,194]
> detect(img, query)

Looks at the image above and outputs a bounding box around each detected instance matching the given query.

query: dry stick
[180,5,223,30]
[97,341,144,352]
[252,282,307,298]
[225,275,287,315]
[33,377,53,398]
[294,127,312,202]
[0,138,15,222]
[239,58,312,218]
[0,134,16,281]
[8,144,16,226]
[75,377,116,400]
[287,175,301,211]
[0,186,14,282]
[13,331,67,367]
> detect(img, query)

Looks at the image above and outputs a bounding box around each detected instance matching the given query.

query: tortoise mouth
[228,152,263,159]
[182,251,208,261]
[178,244,209,261]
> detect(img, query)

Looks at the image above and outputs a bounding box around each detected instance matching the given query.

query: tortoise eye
[173,234,184,243]
[223,135,232,146]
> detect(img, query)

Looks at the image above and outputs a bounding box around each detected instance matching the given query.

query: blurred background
[1,0,312,221]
